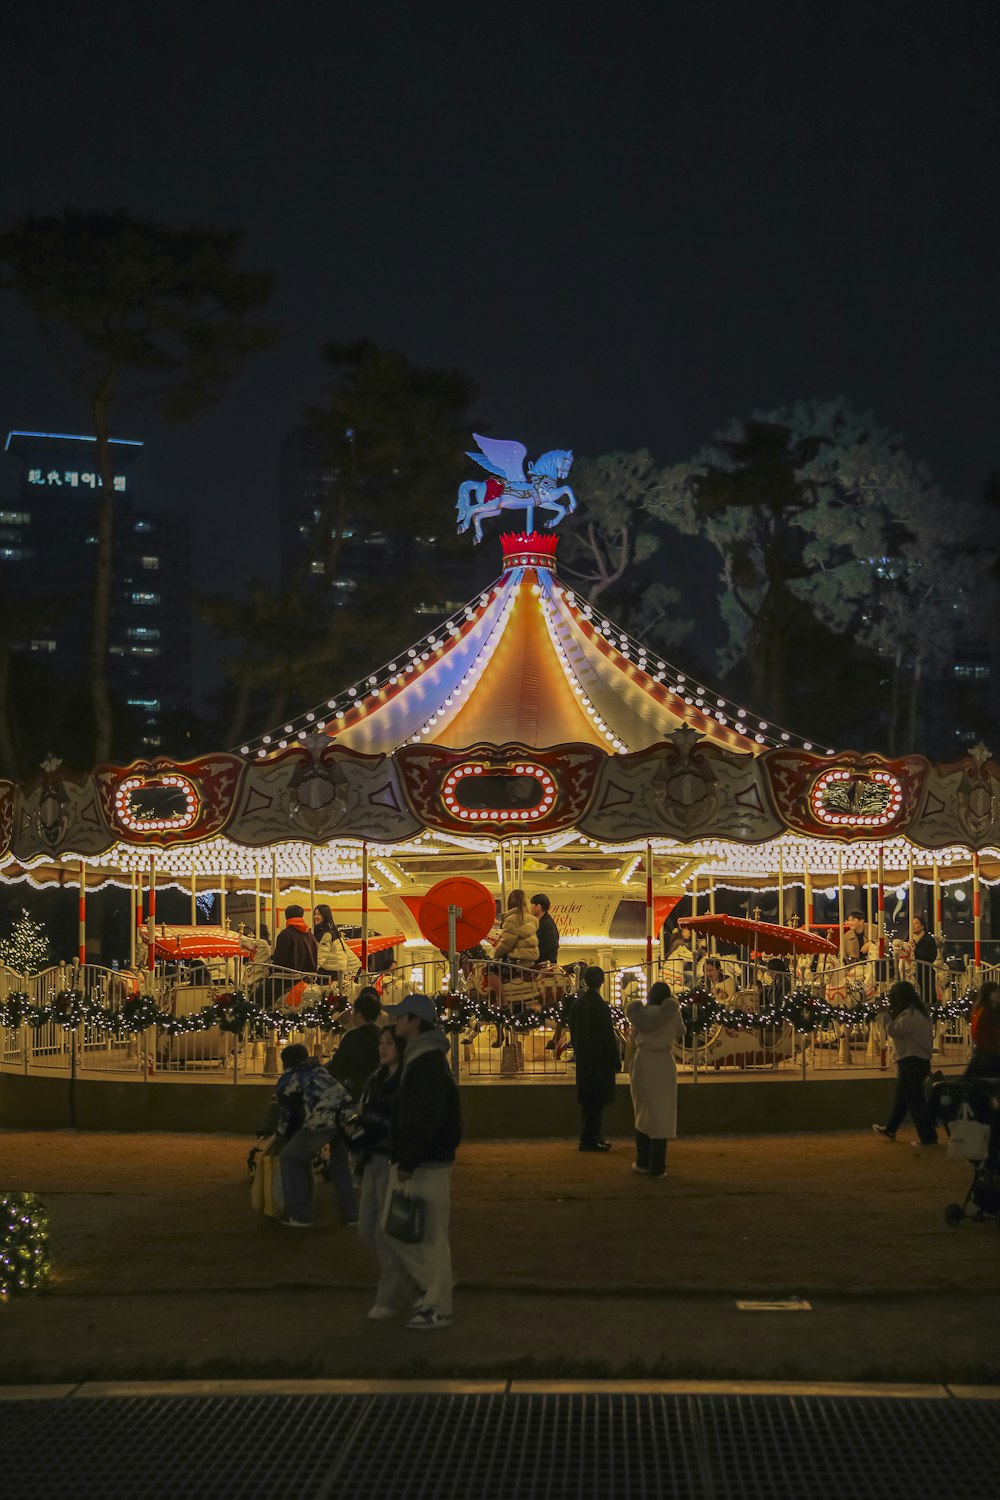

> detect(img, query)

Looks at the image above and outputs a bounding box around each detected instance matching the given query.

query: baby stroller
[929,1076,1000,1227]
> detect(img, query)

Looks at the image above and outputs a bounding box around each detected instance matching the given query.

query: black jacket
[356,1063,402,1158]
[536,912,560,965]
[326,1023,380,1105]
[389,1039,462,1173]
[271,923,318,974]
[568,988,620,1106]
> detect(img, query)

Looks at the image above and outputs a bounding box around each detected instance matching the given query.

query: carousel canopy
[1,448,999,894]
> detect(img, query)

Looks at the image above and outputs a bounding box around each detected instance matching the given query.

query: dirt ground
[2,1128,998,1384]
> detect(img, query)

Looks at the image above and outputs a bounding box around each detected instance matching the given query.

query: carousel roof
[238,533,830,761]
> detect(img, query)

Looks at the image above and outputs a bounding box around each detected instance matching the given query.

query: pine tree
[0,909,50,974]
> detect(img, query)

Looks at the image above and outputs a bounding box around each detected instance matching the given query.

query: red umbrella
[678,914,838,957]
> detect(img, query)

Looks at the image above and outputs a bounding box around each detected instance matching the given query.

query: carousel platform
[0,1060,946,1138]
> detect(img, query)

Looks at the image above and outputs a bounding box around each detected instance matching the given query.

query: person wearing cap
[373,993,462,1330]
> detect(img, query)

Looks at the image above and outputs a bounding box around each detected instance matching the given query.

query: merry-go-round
[1,435,998,1132]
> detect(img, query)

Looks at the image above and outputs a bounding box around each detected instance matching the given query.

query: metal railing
[0,953,976,1085]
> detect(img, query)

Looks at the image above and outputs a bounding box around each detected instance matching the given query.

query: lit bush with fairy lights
[1,1192,52,1301]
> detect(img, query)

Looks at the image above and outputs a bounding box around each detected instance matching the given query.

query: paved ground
[2,1128,998,1384]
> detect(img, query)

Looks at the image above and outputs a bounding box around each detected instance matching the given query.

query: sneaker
[649,1171,669,1180]
[405,1307,452,1331]
[367,1304,398,1321]
[631,1163,647,1174]
[872,1125,895,1140]
[280,1218,313,1228]
[912,1139,939,1148]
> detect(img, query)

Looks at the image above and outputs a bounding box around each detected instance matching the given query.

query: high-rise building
[1,430,192,755]
[278,425,493,614]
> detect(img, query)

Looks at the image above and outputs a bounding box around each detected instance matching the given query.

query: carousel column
[264,854,280,1076]
[707,873,716,961]
[129,870,137,971]
[877,844,886,974]
[77,859,86,969]
[973,850,982,983]
[361,841,369,974]
[220,873,227,929]
[254,865,261,939]
[645,842,654,976]
[147,854,157,976]
[933,858,942,938]
[804,866,813,932]
[777,845,785,927]
[837,849,849,1066]
[146,853,157,1082]
[190,870,197,926]
[690,869,700,987]
[309,846,316,925]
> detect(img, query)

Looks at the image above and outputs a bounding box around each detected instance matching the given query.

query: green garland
[0,1192,51,1301]
[0,983,976,1044]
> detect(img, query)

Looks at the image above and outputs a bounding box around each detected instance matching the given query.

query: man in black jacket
[271,905,318,974]
[379,994,461,1330]
[568,966,620,1152]
[530,894,560,965]
[326,988,382,1102]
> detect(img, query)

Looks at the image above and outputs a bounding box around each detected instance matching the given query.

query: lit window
[127,698,161,710]
[127,627,161,640]
[310,560,325,574]
[0,547,24,560]
[133,520,153,533]
[29,639,57,653]
[140,556,159,570]
[131,592,160,605]
[0,511,29,524]
[141,736,162,748]
[331,578,357,592]
[129,645,160,656]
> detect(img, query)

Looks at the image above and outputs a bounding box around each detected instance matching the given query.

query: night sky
[1,1,998,596]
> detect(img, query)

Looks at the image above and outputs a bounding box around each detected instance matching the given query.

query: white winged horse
[456,434,576,543]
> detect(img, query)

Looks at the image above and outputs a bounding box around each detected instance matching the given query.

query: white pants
[378,1163,453,1317]
[358,1155,417,1312]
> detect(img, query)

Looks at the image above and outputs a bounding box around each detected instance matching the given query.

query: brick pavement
[1,1129,997,1384]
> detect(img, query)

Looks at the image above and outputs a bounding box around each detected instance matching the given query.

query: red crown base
[500,531,560,572]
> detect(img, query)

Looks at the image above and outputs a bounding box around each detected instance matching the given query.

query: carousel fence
[0,954,976,1086]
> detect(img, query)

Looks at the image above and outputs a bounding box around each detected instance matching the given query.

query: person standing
[355,1026,408,1320]
[965,981,1000,1079]
[568,965,620,1152]
[271,905,318,974]
[275,1043,360,1226]
[326,989,382,1103]
[872,981,939,1147]
[531,894,560,965]
[910,915,938,1009]
[626,981,685,1178]
[378,994,462,1330]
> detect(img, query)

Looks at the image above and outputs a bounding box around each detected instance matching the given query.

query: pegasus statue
[456,434,576,543]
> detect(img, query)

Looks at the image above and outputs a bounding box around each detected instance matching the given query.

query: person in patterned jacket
[276,1043,360,1227]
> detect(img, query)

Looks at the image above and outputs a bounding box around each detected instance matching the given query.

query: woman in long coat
[627,981,685,1178]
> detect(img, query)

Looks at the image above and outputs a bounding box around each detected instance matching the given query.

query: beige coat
[627,997,685,1139]
[491,910,539,965]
